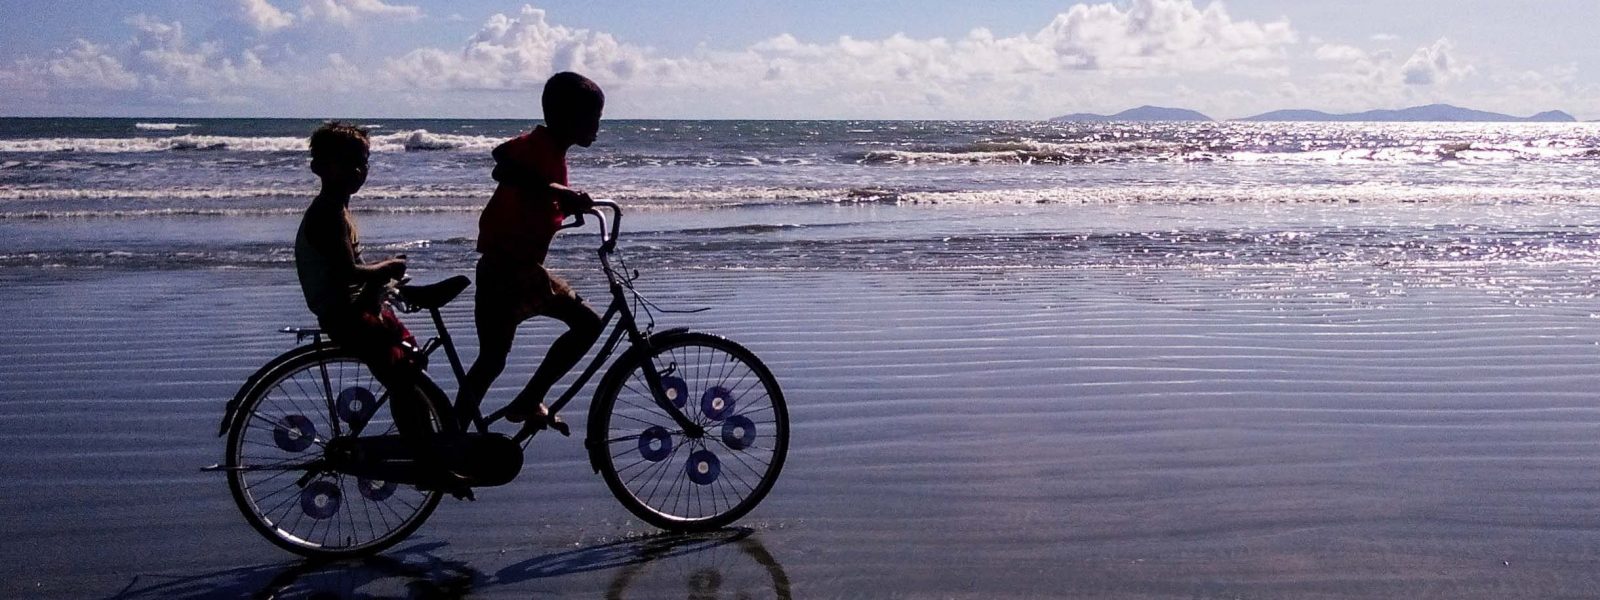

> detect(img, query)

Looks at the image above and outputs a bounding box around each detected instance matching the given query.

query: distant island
[1238,104,1574,123]
[1051,103,1574,123]
[1050,105,1212,122]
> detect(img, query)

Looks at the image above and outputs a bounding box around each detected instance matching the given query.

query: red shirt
[477,126,568,263]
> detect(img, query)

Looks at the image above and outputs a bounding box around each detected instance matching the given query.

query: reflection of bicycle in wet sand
[113,529,789,599]
[209,201,790,558]
[107,542,480,599]
[497,528,791,600]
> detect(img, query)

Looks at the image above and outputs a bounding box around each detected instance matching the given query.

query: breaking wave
[0,185,494,201]
[133,122,197,131]
[0,129,501,154]
[856,138,1600,165]
[10,184,1600,220]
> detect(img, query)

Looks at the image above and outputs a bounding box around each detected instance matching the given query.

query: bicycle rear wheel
[592,332,788,531]
[224,347,445,559]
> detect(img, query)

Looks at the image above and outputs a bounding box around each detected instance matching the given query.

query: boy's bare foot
[505,401,570,436]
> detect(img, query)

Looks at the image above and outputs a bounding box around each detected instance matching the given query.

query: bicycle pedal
[551,420,571,437]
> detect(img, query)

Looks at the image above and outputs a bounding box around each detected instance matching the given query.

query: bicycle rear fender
[584,327,691,473]
[218,344,327,437]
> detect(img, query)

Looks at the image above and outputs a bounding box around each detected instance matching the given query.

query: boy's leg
[323,311,468,492]
[456,256,523,431]
[364,358,430,443]
[458,309,516,431]
[505,297,603,421]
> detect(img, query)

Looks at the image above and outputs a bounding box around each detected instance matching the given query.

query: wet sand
[6,264,1600,598]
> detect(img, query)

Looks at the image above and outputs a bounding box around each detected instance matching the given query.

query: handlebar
[560,199,622,253]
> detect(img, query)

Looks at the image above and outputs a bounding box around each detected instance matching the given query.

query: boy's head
[309,121,370,195]
[542,72,604,148]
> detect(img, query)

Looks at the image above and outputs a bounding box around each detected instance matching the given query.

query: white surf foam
[0,129,503,154]
[133,122,197,131]
[0,184,496,201]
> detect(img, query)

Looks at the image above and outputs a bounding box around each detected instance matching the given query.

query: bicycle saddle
[398,275,471,310]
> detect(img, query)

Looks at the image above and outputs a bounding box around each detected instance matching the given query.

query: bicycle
[209,200,789,559]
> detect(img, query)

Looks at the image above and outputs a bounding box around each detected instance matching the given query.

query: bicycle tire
[224,346,446,559]
[591,331,788,531]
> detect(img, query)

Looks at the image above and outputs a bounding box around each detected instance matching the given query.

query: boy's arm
[354,257,406,283]
[307,209,405,284]
[492,159,592,215]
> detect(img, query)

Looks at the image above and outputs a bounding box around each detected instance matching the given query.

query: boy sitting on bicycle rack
[295,122,469,494]
[455,72,606,435]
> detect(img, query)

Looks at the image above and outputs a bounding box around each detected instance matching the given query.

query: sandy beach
[6,251,1600,598]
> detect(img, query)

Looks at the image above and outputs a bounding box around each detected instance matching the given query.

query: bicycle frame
[408,200,704,444]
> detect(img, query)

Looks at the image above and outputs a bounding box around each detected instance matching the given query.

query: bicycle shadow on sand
[107,541,479,599]
[108,529,789,599]
[494,527,792,598]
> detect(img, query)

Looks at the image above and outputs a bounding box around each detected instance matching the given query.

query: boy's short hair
[309,121,369,168]
[542,72,604,122]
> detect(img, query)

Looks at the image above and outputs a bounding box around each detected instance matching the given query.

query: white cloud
[385,6,654,90]
[379,1,1299,117]
[1239,36,1493,115]
[41,40,140,90]
[1400,38,1472,86]
[1033,0,1296,73]
[299,0,422,26]
[238,0,295,32]
[121,15,277,98]
[1313,43,1367,64]
[0,14,283,109]
[0,0,1586,118]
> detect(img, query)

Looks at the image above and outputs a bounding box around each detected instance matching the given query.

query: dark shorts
[474,254,582,326]
[318,304,418,370]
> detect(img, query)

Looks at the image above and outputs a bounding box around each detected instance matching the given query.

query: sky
[0,0,1596,120]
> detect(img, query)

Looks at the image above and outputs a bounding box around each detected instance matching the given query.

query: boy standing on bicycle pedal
[457,72,605,432]
[295,122,467,491]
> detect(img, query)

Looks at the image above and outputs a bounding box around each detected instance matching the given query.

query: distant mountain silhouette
[1051,105,1213,122]
[1238,104,1574,123]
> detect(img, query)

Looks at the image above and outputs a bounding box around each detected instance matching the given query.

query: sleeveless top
[295,201,366,317]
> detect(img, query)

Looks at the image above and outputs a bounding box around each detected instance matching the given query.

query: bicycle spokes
[596,333,788,530]
[226,353,443,558]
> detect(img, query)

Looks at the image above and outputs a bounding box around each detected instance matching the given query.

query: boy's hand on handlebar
[555,188,594,215]
[377,256,407,281]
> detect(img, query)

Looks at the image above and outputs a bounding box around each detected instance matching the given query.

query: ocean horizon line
[4,115,1598,124]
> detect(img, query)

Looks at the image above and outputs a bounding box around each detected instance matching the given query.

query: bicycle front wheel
[592,332,788,531]
[224,347,445,559]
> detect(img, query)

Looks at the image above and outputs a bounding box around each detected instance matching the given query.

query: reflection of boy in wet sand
[294,122,465,492]
[457,72,605,432]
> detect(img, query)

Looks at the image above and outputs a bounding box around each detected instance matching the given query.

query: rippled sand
[5,264,1600,598]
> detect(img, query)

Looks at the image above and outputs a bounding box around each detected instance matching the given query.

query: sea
[4,117,1600,276]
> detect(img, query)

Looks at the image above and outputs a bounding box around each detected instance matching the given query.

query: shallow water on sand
[7,116,1600,596]
[6,255,1600,597]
